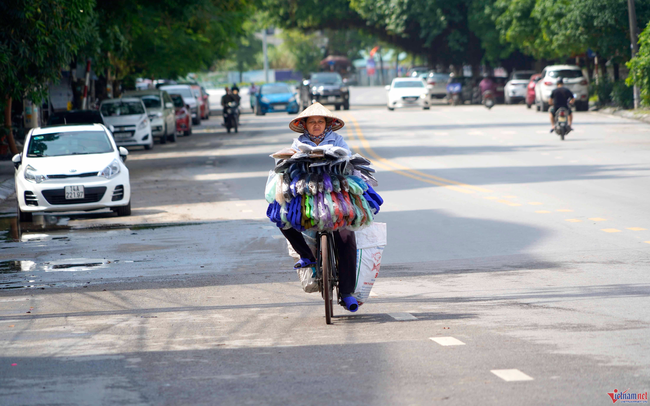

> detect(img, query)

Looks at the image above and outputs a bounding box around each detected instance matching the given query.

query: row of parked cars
[12,83,213,222]
[394,64,589,111]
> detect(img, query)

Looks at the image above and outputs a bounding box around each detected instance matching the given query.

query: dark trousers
[281,228,357,295]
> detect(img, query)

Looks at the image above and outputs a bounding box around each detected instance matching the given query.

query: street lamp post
[263,29,269,83]
[627,0,641,109]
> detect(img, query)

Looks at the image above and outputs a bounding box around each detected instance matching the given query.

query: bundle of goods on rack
[266,141,383,232]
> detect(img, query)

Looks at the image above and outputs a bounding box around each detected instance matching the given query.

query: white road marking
[429,337,466,346]
[236,203,247,207]
[491,369,534,382]
[240,209,253,213]
[388,312,417,321]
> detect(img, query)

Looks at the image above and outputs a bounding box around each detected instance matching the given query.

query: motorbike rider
[221,87,236,127]
[280,102,359,312]
[549,78,574,131]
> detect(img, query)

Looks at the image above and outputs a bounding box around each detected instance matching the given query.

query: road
[1,95,649,405]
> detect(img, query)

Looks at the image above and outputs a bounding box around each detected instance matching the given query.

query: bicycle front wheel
[321,234,333,325]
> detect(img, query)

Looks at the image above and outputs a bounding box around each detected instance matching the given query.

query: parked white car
[100,98,154,150]
[535,65,589,111]
[12,124,131,222]
[160,85,201,125]
[386,78,431,110]
[122,89,177,144]
[504,70,537,104]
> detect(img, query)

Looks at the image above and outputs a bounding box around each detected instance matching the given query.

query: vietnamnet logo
[607,389,648,404]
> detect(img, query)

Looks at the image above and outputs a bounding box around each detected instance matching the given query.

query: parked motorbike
[223,101,239,133]
[553,107,571,140]
[482,90,495,109]
[447,82,462,106]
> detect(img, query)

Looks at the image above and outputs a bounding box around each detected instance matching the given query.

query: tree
[259,0,488,68]
[0,0,96,155]
[280,30,325,77]
[627,21,650,106]
[93,0,253,85]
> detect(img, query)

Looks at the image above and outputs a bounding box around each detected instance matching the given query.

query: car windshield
[101,102,144,116]
[48,112,103,125]
[261,85,291,94]
[393,81,424,88]
[27,131,114,157]
[170,94,185,108]
[163,87,193,98]
[429,73,449,80]
[512,73,533,80]
[311,73,342,85]
[548,69,583,79]
[138,95,161,108]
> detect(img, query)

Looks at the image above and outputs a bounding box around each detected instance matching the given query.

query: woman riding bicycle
[280,102,359,312]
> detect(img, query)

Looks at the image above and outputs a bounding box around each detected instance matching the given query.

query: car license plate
[405,97,417,102]
[327,96,336,102]
[65,185,85,200]
[274,104,286,110]
[113,132,131,140]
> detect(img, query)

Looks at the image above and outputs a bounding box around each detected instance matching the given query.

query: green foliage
[591,78,613,106]
[280,30,324,77]
[93,0,253,80]
[611,81,633,109]
[627,21,650,107]
[0,0,97,102]
[495,0,650,62]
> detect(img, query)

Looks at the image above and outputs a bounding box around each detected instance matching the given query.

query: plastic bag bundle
[266,142,383,232]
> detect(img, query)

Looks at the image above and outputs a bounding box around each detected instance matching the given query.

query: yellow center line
[344,115,492,194]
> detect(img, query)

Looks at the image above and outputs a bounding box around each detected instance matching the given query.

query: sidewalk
[0,159,15,204]
[597,107,650,125]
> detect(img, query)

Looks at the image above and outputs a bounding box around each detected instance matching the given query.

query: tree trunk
[598,57,608,81]
[3,96,19,155]
[613,63,620,81]
[586,58,594,82]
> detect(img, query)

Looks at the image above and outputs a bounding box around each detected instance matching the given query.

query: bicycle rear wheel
[321,234,333,324]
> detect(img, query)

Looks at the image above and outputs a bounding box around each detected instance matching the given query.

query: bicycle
[316,231,340,325]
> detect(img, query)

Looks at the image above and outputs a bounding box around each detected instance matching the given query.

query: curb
[596,107,650,125]
[0,178,15,204]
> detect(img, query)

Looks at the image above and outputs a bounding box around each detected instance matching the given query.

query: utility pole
[628,0,640,109]
[263,29,269,83]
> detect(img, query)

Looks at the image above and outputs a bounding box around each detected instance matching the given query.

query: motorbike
[553,107,571,140]
[223,101,239,133]
[482,90,495,109]
[446,82,462,106]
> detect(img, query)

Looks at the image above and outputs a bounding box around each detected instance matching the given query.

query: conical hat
[289,102,345,133]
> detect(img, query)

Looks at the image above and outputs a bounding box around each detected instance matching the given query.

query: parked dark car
[300,72,350,111]
[47,110,107,127]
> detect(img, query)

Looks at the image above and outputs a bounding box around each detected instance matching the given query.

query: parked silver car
[122,89,177,144]
[160,85,201,125]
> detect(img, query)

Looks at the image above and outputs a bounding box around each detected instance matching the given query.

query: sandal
[294,258,316,269]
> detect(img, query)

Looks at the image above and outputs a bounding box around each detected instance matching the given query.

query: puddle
[129,222,204,231]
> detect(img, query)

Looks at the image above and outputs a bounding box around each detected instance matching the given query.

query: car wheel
[184,129,191,136]
[193,115,201,125]
[542,101,549,112]
[423,106,430,110]
[169,129,177,143]
[577,101,588,111]
[526,102,532,109]
[387,106,394,111]
[17,202,32,223]
[343,102,350,110]
[159,126,167,144]
[112,201,131,217]
[334,104,341,111]
[144,138,154,150]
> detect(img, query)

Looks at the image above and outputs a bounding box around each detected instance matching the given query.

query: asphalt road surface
[1,94,649,406]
